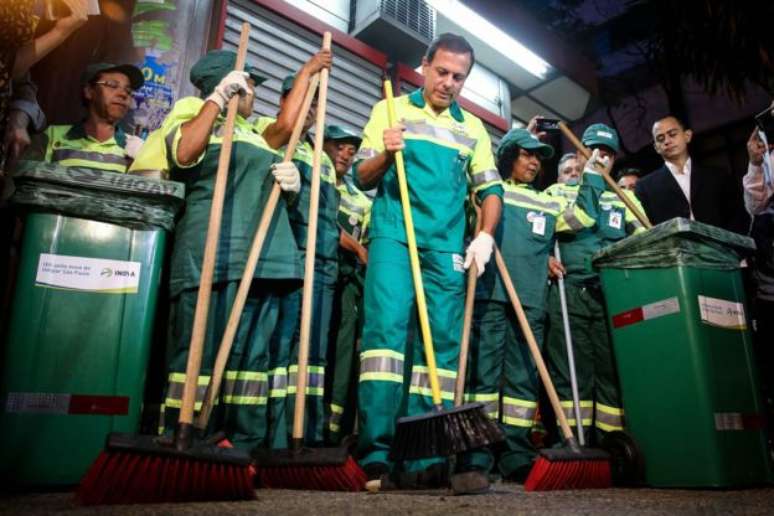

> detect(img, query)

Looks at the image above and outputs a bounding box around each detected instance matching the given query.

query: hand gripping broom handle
[194,74,322,432]
[384,80,443,408]
[554,241,586,446]
[293,31,333,444]
[557,121,652,230]
[492,245,576,442]
[176,22,250,446]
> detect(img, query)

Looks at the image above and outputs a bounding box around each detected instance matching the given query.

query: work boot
[451,468,490,495]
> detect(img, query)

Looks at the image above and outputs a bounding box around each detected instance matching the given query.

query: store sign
[35,253,141,294]
[697,295,746,330]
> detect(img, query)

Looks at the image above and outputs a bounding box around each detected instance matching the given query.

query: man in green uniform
[254,50,338,444]
[544,123,647,445]
[131,50,303,451]
[353,33,503,481]
[462,128,598,482]
[23,63,144,172]
[322,124,371,444]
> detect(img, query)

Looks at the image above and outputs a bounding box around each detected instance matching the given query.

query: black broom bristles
[389,402,504,461]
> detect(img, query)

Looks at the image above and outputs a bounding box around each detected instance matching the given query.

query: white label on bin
[5,392,70,414]
[698,295,746,330]
[35,253,141,294]
[714,412,743,431]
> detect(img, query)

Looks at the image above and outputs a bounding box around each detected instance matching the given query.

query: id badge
[609,211,623,230]
[532,215,546,236]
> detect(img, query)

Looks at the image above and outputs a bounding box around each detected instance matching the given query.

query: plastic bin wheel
[600,430,645,487]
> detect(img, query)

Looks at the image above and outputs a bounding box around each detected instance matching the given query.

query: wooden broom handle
[384,80,443,408]
[454,194,483,406]
[558,121,652,229]
[493,246,575,440]
[179,22,250,428]
[454,265,477,407]
[194,73,322,431]
[293,31,332,441]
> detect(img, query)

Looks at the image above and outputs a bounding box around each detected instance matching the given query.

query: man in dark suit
[635,115,748,233]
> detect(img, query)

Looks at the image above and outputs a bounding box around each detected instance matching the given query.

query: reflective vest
[353,88,503,252]
[44,123,132,173]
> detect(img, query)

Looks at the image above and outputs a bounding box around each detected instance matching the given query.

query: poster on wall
[127,0,181,138]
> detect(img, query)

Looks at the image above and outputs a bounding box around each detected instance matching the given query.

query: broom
[491,246,611,490]
[77,23,255,505]
[251,32,366,491]
[383,80,502,462]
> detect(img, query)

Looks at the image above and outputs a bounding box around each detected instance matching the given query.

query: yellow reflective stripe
[330,403,344,414]
[168,373,210,385]
[224,370,268,381]
[222,395,268,405]
[360,349,405,360]
[411,365,456,379]
[503,397,537,408]
[595,420,624,432]
[287,386,324,396]
[502,416,533,427]
[464,392,499,402]
[597,403,624,416]
[409,386,455,401]
[359,372,403,383]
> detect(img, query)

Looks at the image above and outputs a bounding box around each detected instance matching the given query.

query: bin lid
[592,217,756,270]
[11,160,185,231]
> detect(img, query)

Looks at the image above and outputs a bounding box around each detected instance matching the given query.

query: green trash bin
[593,218,773,487]
[0,161,184,486]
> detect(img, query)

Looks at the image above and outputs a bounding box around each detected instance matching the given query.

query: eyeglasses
[93,80,135,96]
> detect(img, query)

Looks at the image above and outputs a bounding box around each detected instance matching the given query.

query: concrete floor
[2,484,774,515]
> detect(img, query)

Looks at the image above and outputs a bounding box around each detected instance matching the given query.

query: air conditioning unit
[351,0,436,66]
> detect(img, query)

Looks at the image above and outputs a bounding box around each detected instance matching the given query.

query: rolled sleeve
[164,97,207,170]
[352,100,388,189]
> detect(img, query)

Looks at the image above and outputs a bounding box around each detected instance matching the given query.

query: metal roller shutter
[222,0,385,132]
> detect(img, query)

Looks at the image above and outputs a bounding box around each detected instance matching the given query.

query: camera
[535,118,561,132]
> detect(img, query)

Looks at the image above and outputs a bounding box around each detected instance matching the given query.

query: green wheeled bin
[0,162,184,486]
[593,218,773,487]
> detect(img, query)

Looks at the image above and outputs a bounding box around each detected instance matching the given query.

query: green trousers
[462,300,545,477]
[357,237,465,471]
[286,257,338,444]
[545,280,625,445]
[325,264,365,444]
[162,280,300,451]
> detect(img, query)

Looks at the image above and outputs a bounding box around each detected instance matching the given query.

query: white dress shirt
[665,158,693,219]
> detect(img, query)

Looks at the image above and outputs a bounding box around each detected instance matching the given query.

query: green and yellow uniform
[138,95,302,451]
[254,116,341,444]
[326,174,371,443]
[27,123,135,173]
[464,175,596,478]
[544,173,646,444]
[353,88,503,471]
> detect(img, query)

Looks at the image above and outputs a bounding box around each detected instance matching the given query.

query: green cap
[324,125,362,146]
[581,123,620,154]
[497,128,555,162]
[190,50,267,96]
[81,63,144,90]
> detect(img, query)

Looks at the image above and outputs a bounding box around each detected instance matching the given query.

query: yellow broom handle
[558,121,652,229]
[383,80,442,407]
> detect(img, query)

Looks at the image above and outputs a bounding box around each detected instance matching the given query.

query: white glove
[464,231,494,277]
[206,71,249,111]
[583,148,610,176]
[124,134,144,159]
[271,162,301,193]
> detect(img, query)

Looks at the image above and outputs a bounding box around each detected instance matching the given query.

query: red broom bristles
[524,456,612,491]
[77,451,256,505]
[255,455,366,491]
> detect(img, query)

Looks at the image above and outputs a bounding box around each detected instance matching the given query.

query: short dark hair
[615,167,641,180]
[653,114,689,131]
[425,33,475,72]
[497,145,523,178]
